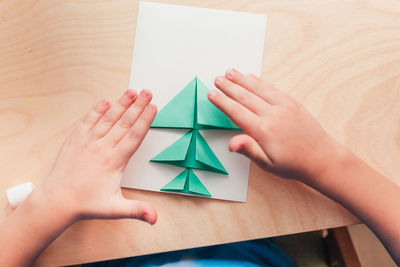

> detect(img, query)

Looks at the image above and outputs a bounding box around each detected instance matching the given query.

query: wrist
[302,137,352,187]
[22,184,78,225]
[2,183,78,266]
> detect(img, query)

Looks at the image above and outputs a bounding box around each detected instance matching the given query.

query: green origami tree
[150,77,239,197]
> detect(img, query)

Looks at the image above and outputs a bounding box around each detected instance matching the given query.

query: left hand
[39,89,158,224]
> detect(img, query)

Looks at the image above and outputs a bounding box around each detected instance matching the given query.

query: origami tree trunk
[150,77,239,197]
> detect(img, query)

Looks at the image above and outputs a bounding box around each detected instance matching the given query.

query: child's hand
[40,90,157,224]
[209,69,344,182]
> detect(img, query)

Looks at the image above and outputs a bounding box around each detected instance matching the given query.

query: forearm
[210,70,400,263]
[0,91,156,266]
[305,143,400,264]
[0,187,76,266]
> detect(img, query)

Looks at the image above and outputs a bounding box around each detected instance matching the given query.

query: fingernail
[225,68,236,79]
[236,143,244,152]
[144,213,153,224]
[208,90,219,99]
[125,89,137,100]
[99,99,109,107]
[215,76,224,85]
[98,99,106,106]
[140,89,150,98]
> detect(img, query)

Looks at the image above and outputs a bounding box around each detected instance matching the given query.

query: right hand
[208,69,346,182]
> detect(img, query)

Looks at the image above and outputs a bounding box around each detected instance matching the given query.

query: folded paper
[151,77,241,197]
[161,168,211,197]
[150,130,227,174]
[151,77,240,130]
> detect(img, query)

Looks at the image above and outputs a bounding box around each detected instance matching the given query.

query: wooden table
[1,0,399,265]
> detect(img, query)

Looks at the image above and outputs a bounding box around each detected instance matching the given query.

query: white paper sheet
[121,2,267,202]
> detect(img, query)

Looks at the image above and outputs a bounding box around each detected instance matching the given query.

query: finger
[103,90,152,145]
[72,99,110,137]
[89,89,137,140]
[214,75,270,115]
[229,134,272,169]
[114,104,157,162]
[225,69,279,105]
[110,198,157,224]
[208,89,261,137]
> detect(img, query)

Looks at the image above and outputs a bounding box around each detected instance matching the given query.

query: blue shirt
[84,238,295,267]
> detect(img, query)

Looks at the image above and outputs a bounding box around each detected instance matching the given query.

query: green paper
[151,77,239,130]
[151,76,240,198]
[150,130,227,174]
[161,168,211,197]
[150,131,192,162]
[151,78,196,128]
[160,169,188,191]
[187,169,211,196]
[195,130,228,174]
[196,78,240,130]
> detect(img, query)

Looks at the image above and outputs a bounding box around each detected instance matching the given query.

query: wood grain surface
[1,0,399,265]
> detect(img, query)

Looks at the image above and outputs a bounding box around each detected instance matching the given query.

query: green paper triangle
[150,130,228,174]
[194,131,228,174]
[151,78,196,129]
[161,168,211,197]
[196,78,240,130]
[150,131,193,162]
[187,169,211,196]
[160,169,188,191]
[150,76,239,130]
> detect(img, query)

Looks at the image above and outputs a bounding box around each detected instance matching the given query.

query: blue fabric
[83,238,295,267]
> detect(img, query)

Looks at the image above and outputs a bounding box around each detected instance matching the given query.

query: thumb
[110,198,157,225]
[229,134,272,168]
